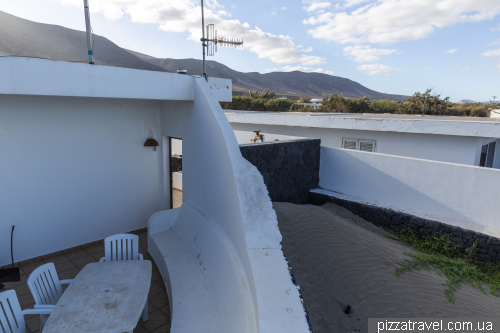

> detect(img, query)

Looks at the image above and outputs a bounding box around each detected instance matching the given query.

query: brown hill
[0,10,407,100]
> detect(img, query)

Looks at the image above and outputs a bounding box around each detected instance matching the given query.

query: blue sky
[2,0,500,102]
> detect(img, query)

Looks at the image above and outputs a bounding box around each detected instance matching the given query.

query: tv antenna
[200,0,243,80]
[83,0,94,64]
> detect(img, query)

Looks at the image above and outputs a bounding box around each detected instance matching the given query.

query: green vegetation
[391,228,500,302]
[220,94,315,112]
[245,89,276,100]
[221,89,500,117]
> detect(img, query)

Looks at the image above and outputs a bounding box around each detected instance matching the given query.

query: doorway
[169,137,183,209]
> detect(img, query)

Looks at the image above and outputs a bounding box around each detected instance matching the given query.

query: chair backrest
[0,290,25,333]
[103,234,141,261]
[27,263,63,306]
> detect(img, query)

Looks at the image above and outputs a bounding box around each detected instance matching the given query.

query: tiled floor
[1,230,171,333]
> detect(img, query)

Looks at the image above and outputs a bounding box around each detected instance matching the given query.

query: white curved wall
[150,77,309,333]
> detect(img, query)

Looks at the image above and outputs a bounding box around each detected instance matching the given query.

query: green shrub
[391,228,500,302]
[221,90,496,117]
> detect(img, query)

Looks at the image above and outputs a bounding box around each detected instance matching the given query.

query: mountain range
[0,10,408,101]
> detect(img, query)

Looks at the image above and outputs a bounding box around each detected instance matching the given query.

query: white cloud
[343,45,397,63]
[489,38,500,46]
[264,68,278,73]
[281,7,287,10]
[343,0,371,8]
[356,63,400,75]
[299,46,314,53]
[481,49,500,70]
[492,23,500,31]
[481,48,500,57]
[282,65,334,75]
[303,0,500,44]
[303,1,332,12]
[459,67,470,71]
[56,0,326,66]
[444,49,458,54]
[217,10,231,17]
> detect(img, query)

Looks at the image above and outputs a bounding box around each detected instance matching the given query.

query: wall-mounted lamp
[144,138,159,151]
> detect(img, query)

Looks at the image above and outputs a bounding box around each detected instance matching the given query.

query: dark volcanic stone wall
[171,156,182,172]
[309,191,500,264]
[240,139,320,204]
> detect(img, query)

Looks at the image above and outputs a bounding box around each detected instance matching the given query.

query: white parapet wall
[227,111,500,167]
[318,147,500,236]
[0,57,194,100]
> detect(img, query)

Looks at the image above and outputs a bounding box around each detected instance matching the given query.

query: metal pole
[83,0,94,64]
[201,0,206,80]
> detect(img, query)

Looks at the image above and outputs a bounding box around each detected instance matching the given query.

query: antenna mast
[200,1,243,81]
[201,0,206,79]
[83,0,94,64]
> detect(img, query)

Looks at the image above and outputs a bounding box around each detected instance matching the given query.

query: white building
[0,57,310,333]
[227,111,500,238]
[227,111,500,168]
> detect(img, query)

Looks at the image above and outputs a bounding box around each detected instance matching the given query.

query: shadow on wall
[318,147,500,228]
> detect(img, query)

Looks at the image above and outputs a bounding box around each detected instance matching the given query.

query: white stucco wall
[229,122,482,166]
[171,138,183,155]
[0,95,162,266]
[317,148,500,236]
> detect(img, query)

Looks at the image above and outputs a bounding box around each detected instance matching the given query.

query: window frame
[342,138,376,152]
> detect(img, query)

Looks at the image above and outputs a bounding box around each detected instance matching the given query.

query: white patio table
[42,260,152,333]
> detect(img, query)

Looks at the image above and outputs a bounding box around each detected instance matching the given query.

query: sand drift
[274,202,500,333]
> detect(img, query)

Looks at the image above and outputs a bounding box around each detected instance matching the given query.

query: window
[479,141,496,168]
[342,139,376,152]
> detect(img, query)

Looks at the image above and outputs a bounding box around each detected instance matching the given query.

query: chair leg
[40,314,47,331]
[141,301,148,321]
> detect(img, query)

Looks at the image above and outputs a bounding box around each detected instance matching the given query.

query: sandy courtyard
[274,202,500,333]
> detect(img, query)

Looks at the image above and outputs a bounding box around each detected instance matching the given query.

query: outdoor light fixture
[144,138,159,151]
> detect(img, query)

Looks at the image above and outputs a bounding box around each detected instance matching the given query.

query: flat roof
[225,111,500,139]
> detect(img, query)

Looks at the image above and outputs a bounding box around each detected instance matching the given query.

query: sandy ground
[173,189,182,209]
[274,202,500,333]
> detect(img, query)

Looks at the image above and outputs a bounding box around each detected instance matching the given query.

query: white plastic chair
[0,290,52,333]
[27,263,73,330]
[99,234,148,321]
[99,234,144,262]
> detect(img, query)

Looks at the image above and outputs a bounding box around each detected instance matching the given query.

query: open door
[169,137,183,209]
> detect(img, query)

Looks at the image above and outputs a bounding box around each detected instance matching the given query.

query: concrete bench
[149,228,216,332]
[147,205,257,333]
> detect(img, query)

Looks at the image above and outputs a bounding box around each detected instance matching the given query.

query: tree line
[220,89,499,117]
